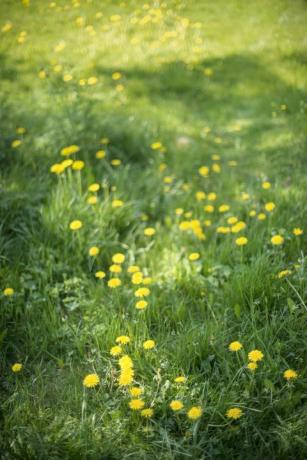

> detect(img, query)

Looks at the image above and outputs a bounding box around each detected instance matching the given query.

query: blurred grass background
[0,0,306,459]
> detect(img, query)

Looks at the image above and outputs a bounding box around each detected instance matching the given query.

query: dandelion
[195,191,206,201]
[247,362,257,371]
[131,272,143,284]
[189,252,200,261]
[277,270,291,279]
[50,163,65,174]
[265,202,275,212]
[151,141,162,150]
[226,408,243,420]
[258,213,266,220]
[228,217,238,225]
[112,72,122,80]
[187,406,202,420]
[119,368,134,386]
[248,349,264,362]
[88,76,98,85]
[95,271,106,279]
[199,166,209,177]
[63,74,73,82]
[135,287,150,297]
[219,204,230,213]
[116,336,130,345]
[141,408,153,418]
[3,287,14,296]
[129,399,145,410]
[129,387,143,397]
[87,196,98,205]
[108,278,121,288]
[110,345,122,356]
[128,265,140,273]
[61,159,73,169]
[112,253,125,264]
[235,237,248,246]
[61,145,80,156]
[109,264,122,273]
[271,235,284,245]
[144,227,156,236]
[89,246,99,256]
[136,300,148,310]
[111,159,121,166]
[88,183,100,192]
[262,181,271,189]
[228,341,243,352]
[204,205,214,213]
[11,363,22,373]
[283,369,298,381]
[70,220,82,230]
[72,160,85,171]
[96,150,106,159]
[11,139,22,148]
[143,340,155,350]
[293,228,303,236]
[170,400,184,411]
[83,373,100,388]
[174,376,186,383]
[112,199,123,208]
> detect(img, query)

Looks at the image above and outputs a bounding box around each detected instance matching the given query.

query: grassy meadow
[0,0,307,458]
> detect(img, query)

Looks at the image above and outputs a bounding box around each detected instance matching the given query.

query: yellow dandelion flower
[110,345,122,356]
[50,163,65,174]
[112,72,122,80]
[219,204,230,213]
[187,406,202,420]
[108,278,121,288]
[88,76,98,85]
[70,220,82,231]
[204,205,214,213]
[262,181,271,189]
[170,400,184,411]
[283,369,298,380]
[87,195,98,205]
[116,336,130,345]
[271,235,284,245]
[258,213,266,221]
[265,202,275,212]
[88,183,100,192]
[174,376,186,383]
[112,253,125,264]
[143,340,155,350]
[119,368,134,386]
[61,145,80,156]
[61,159,73,169]
[228,341,243,352]
[129,387,143,397]
[141,408,153,418]
[112,199,123,208]
[226,408,243,420]
[96,149,106,159]
[144,227,156,236]
[129,399,145,410]
[83,373,100,388]
[127,265,140,273]
[207,192,217,201]
[11,139,22,148]
[277,270,291,279]
[195,191,206,201]
[135,287,150,298]
[235,237,248,246]
[111,159,121,166]
[247,362,257,371]
[227,217,238,225]
[72,160,85,171]
[151,141,163,150]
[293,228,303,236]
[95,271,106,279]
[3,287,14,296]
[131,272,143,284]
[189,252,200,261]
[136,300,148,310]
[89,246,99,256]
[11,363,22,372]
[109,264,122,273]
[199,166,209,177]
[248,349,264,362]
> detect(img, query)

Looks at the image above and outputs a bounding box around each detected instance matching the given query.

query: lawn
[0,0,306,458]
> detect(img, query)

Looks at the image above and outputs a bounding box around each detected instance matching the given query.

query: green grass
[0,0,307,458]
